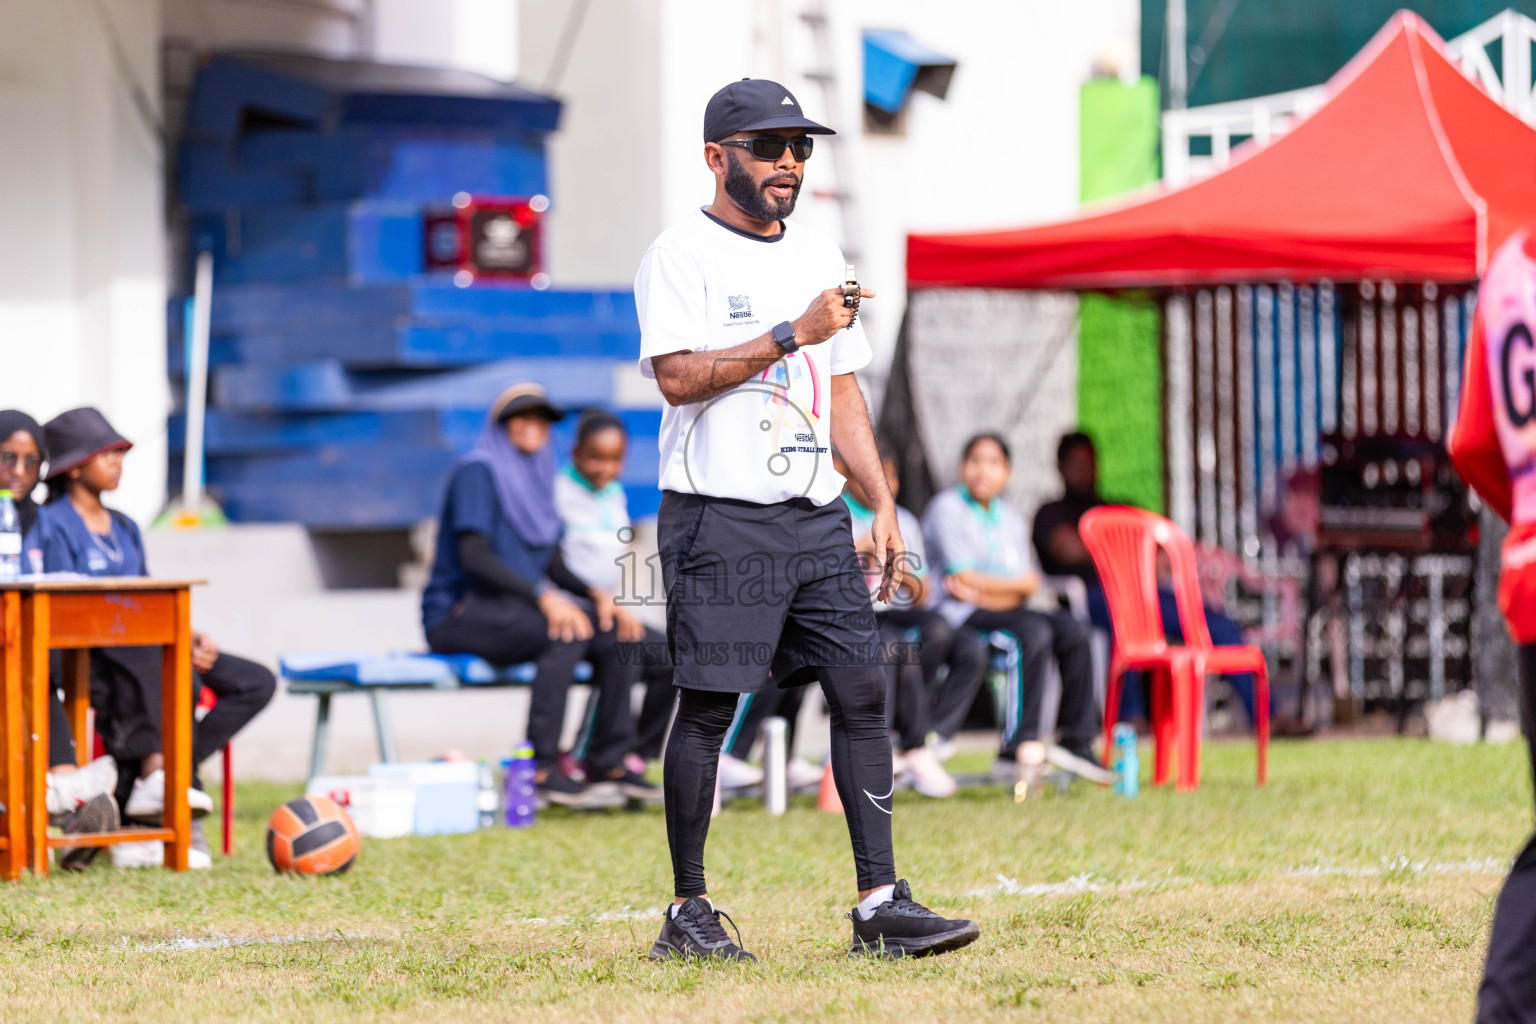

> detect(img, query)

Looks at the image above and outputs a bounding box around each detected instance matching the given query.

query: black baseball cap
[703,78,835,143]
[491,382,566,423]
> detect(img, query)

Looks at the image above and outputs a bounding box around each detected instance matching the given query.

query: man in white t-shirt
[636,78,979,963]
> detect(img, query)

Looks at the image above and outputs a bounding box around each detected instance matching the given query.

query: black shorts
[656,490,882,693]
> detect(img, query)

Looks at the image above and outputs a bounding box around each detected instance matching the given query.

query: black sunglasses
[719,135,814,161]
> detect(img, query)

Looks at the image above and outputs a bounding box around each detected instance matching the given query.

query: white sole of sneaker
[1047,746,1115,785]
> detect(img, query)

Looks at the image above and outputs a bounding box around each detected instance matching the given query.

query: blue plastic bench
[281,651,591,780]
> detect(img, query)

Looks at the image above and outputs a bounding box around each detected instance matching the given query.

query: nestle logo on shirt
[728,294,753,319]
[795,432,814,443]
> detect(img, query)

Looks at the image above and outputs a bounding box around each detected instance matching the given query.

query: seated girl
[553,411,675,769]
[421,384,657,807]
[40,407,276,868]
[0,410,118,868]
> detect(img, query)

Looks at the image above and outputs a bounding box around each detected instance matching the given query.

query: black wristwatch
[772,320,799,355]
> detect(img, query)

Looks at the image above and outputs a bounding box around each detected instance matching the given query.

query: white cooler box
[367,761,481,836]
[305,775,417,839]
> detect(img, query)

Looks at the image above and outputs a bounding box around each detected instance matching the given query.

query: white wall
[161,0,369,58]
[523,0,1139,391]
[0,0,169,524]
[0,1,520,523]
[520,0,665,286]
[373,0,518,79]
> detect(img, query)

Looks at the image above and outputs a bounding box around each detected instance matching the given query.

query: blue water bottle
[503,743,537,827]
[1112,723,1140,798]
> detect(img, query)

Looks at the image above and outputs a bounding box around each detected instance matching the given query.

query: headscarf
[458,415,562,548]
[0,410,45,536]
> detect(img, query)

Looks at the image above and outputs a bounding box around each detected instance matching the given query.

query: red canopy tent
[907,12,1536,290]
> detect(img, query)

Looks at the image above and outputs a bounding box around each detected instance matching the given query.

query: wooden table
[0,578,203,879]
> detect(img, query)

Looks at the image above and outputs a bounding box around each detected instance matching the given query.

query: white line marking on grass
[967,873,1151,898]
[121,931,353,952]
[523,906,660,926]
[1287,856,1509,879]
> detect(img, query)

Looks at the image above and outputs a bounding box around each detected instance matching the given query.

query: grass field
[0,737,1528,1023]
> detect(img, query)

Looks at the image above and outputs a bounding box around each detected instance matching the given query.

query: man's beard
[724,150,800,223]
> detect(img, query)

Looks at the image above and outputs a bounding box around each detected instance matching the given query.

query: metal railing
[1162,9,1536,184]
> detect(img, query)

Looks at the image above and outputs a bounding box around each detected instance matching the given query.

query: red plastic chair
[196,688,235,856]
[1079,506,1269,791]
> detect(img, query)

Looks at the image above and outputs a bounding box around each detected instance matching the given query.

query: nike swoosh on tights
[863,783,894,815]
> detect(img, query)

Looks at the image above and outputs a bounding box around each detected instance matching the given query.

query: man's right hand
[538,590,594,643]
[794,286,876,346]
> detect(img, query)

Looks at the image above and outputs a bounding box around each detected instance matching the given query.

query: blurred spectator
[41,407,276,869]
[1032,431,1266,728]
[0,409,119,869]
[421,383,657,807]
[923,433,1108,788]
[839,445,977,798]
[554,411,675,768]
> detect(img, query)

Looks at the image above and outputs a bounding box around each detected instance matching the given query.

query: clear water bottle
[0,490,19,583]
[1112,723,1140,798]
[476,759,499,829]
[503,743,537,828]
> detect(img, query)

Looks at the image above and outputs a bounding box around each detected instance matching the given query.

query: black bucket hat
[42,407,132,481]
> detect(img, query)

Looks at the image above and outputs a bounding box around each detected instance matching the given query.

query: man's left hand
[191,631,219,674]
[870,507,905,604]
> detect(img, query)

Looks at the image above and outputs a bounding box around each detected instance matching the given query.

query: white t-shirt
[554,465,628,593]
[635,208,873,506]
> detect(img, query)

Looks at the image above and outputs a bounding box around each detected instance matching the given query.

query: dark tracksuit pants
[878,619,931,752]
[725,608,990,760]
[879,606,990,743]
[90,646,276,804]
[725,683,808,763]
[427,592,638,775]
[633,626,677,760]
[964,606,1098,757]
[574,625,676,765]
[1478,643,1536,1022]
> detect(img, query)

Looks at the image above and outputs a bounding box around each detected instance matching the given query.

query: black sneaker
[536,770,594,808]
[649,897,756,962]
[59,793,119,872]
[599,768,661,803]
[848,880,980,959]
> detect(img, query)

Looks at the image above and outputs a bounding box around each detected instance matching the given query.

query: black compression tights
[1477,644,1536,1021]
[664,665,897,897]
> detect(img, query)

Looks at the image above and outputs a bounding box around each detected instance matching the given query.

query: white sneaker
[902,746,957,798]
[110,840,164,869]
[123,769,213,821]
[785,758,824,791]
[1047,744,1116,786]
[46,755,118,817]
[717,753,764,790]
[931,738,958,764]
[110,840,212,870]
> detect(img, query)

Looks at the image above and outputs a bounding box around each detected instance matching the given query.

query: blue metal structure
[170,53,659,529]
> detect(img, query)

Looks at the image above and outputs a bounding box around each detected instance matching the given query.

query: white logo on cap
[781,96,794,105]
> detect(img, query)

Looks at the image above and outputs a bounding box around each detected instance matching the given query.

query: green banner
[1077,77,1164,513]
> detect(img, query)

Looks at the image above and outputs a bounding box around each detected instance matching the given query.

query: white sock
[671,897,713,918]
[855,885,896,921]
